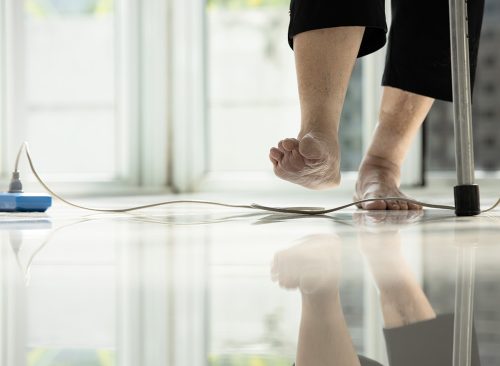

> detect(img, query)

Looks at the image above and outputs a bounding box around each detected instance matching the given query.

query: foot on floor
[354,155,422,210]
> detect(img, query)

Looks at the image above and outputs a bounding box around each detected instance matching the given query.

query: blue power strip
[0,193,52,212]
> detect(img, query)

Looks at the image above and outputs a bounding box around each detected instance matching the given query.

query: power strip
[0,192,52,212]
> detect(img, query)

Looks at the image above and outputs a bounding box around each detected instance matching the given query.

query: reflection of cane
[452,225,479,366]
[449,0,480,216]
[453,245,476,366]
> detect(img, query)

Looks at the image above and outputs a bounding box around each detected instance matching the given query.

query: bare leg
[360,230,436,328]
[271,235,360,366]
[270,27,365,190]
[355,87,434,210]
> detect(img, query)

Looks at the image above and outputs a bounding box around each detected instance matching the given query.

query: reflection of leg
[270,27,365,190]
[271,235,360,366]
[378,270,436,329]
[297,293,360,366]
[355,87,434,211]
[360,230,481,366]
[360,231,435,328]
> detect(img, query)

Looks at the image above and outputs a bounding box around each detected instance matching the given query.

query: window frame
[168,0,208,192]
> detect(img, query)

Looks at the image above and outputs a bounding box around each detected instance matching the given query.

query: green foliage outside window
[25,0,114,17]
[206,0,289,9]
[28,348,115,366]
[209,354,293,366]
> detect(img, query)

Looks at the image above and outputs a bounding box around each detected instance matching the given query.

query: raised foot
[269,132,340,190]
[354,155,422,211]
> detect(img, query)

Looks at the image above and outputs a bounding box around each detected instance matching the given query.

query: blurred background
[0,1,499,366]
[1,0,497,193]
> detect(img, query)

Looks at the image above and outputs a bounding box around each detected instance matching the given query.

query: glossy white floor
[1,190,499,366]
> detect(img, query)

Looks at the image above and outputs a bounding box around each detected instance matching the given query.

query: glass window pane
[207,0,363,174]
[23,0,118,179]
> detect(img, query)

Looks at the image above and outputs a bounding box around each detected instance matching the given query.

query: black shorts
[287,0,484,101]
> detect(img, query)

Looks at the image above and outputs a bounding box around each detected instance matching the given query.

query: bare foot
[354,155,422,211]
[269,132,340,190]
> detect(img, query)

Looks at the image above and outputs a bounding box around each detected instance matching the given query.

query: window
[4,0,124,181]
[1,0,169,190]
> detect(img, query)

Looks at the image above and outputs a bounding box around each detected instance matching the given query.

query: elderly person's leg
[355,0,485,211]
[270,27,364,190]
[270,0,387,190]
[355,88,434,211]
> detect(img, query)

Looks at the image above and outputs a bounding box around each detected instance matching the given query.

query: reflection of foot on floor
[353,210,424,227]
[271,234,341,298]
[354,155,422,211]
[272,234,361,366]
[269,132,340,190]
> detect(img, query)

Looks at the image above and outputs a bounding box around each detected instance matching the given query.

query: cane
[449,0,481,216]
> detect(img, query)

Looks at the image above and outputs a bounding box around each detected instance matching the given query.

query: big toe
[282,138,299,151]
[299,134,324,160]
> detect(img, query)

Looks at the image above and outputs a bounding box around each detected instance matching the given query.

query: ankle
[299,113,340,139]
[359,154,401,179]
[298,126,338,140]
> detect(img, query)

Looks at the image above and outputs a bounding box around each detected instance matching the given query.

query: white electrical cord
[11,142,500,215]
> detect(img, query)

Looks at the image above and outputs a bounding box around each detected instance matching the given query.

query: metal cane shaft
[449,0,475,185]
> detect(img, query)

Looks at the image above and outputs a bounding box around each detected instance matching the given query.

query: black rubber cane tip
[454,185,481,216]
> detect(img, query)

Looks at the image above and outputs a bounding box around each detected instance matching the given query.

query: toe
[269,156,278,166]
[278,140,286,153]
[408,202,423,210]
[362,199,388,210]
[398,200,409,210]
[279,149,306,172]
[386,200,401,210]
[270,147,284,161]
[283,138,299,151]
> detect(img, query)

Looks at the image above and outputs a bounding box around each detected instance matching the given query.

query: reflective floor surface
[1,193,499,366]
